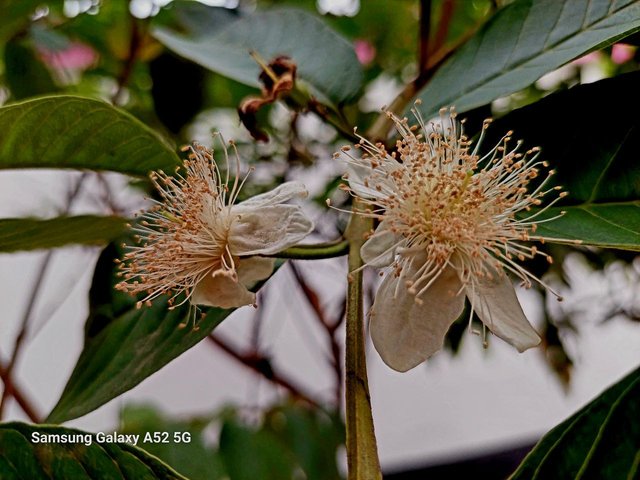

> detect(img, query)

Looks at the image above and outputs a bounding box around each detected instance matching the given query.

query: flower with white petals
[117,139,314,310]
[339,107,570,372]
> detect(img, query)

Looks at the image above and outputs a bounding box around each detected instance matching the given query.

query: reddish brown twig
[0,362,42,423]
[430,0,456,55]
[288,262,343,408]
[112,16,144,105]
[207,333,322,409]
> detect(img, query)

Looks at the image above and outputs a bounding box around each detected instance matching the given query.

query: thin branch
[0,362,42,423]
[0,251,53,418]
[207,334,322,409]
[289,262,343,408]
[112,17,143,105]
[431,0,456,55]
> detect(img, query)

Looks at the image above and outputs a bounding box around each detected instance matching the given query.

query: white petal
[345,161,399,200]
[360,221,401,268]
[228,205,314,256]
[370,262,465,372]
[236,181,308,208]
[466,275,541,352]
[237,256,275,287]
[190,257,275,309]
[192,272,255,308]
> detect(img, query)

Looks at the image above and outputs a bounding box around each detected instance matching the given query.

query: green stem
[344,202,381,480]
[269,239,350,260]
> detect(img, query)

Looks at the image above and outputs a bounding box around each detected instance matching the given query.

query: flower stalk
[344,198,381,480]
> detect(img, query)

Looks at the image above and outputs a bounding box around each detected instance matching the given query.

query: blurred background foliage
[0,0,639,478]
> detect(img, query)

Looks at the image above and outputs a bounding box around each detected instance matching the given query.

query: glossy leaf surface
[0,216,127,253]
[154,7,363,104]
[0,96,179,175]
[416,0,640,117]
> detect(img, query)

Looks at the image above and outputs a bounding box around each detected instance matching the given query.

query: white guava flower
[117,140,313,309]
[340,107,569,372]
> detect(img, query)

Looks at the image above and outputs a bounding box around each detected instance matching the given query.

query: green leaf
[262,405,344,480]
[510,365,640,479]
[47,241,277,423]
[0,96,179,175]
[218,404,344,480]
[415,0,640,117]
[153,7,363,104]
[4,39,58,100]
[120,405,227,480]
[0,1,63,45]
[490,72,640,250]
[0,422,186,480]
[0,216,127,253]
[531,204,640,251]
[47,243,230,423]
[218,419,296,480]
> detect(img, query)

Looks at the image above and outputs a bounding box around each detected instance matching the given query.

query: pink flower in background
[354,39,376,65]
[611,44,635,64]
[39,42,98,71]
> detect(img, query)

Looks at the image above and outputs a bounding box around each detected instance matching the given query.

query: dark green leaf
[531,204,640,251]
[0,1,63,45]
[120,405,227,480]
[219,404,344,480]
[0,422,186,480]
[219,418,296,480]
[153,7,363,104]
[510,365,640,479]
[4,39,58,100]
[490,72,640,250]
[0,96,179,175]
[416,0,640,117]
[47,242,277,423]
[0,216,127,253]
[263,405,344,480]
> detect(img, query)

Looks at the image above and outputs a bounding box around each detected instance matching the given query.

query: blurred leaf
[119,403,344,480]
[154,1,239,37]
[0,215,127,253]
[510,365,640,479]
[491,72,640,250]
[4,39,58,100]
[153,7,364,105]
[120,405,226,480]
[416,0,640,117]
[219,405,343,480]
[263,405,344,480]
[0,96,179,175]
[29,23,71,52]
[0,422,186,480]
[219,419,295,480]
[0,1,63,45]
[149,52,205,134]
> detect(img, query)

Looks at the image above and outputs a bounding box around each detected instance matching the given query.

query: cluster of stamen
[116,140,250,309]
[338,106,571,300]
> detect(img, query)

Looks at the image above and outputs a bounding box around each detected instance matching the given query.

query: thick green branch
[344,201,381,480]
[270,239,350,260]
